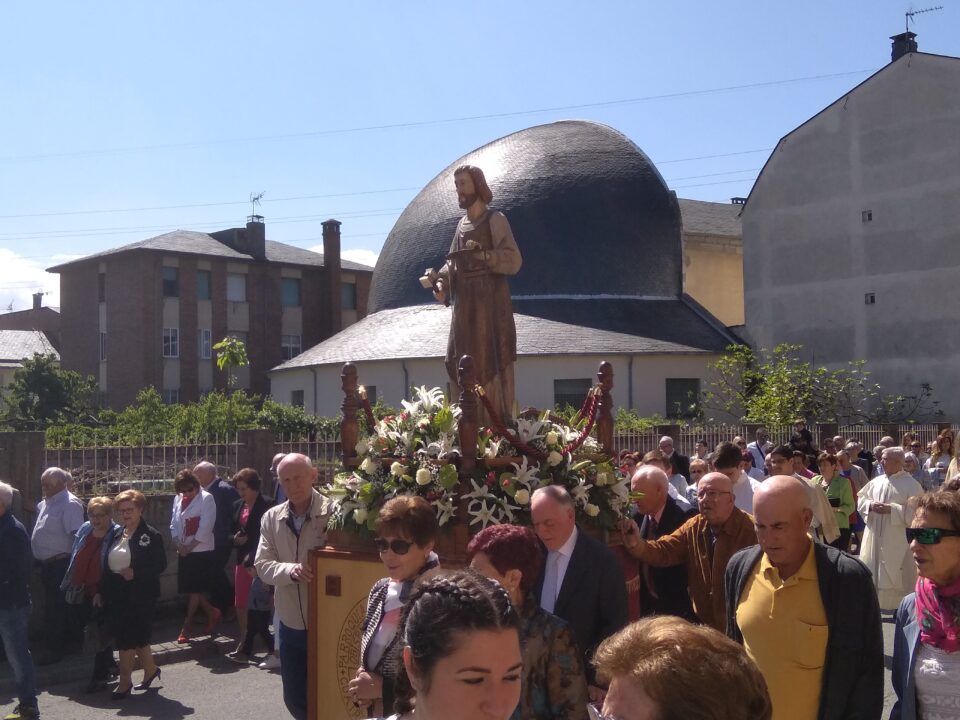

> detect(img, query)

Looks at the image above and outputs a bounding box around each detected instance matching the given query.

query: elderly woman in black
[225,468,274,663]
[102,490,166,700]
[348,495,440,716]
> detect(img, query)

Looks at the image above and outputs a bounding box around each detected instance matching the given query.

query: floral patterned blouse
[514,594,589,720]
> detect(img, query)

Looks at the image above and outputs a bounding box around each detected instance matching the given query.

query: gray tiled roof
[0,330,58,363]
[677,199,742,238]
[46,230,373,272]
[271,297,738,372]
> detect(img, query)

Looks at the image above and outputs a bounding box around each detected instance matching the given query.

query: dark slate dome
[368,120,682,314]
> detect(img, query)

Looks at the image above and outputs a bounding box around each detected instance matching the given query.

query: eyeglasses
[697,490,732,501]
[906,527,960,545]
[911,444,922,449]
[374,538,413,555]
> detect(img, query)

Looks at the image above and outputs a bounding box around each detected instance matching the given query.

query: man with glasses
[255,454,331,720]
[620,471,756,632]
[857,446,925,611]
[725,475,883,720]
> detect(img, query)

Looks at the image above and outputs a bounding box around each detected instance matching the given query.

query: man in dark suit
[660,435,691,483]
[531,485,628,701]
[630,466,697,621]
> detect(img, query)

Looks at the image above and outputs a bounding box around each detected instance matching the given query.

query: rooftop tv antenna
[249,191,265,221]
[906,5,943,32]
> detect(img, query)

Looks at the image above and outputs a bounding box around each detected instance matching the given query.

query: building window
[162,328,180,358]
[665,378,701,419]
[341,282,357,310]
[99,332,107,361]
[198,329,212,359]
[282,278,302,307]
[227,273,247,302]
[553,378,592,410]
[98,273,105,302]
[291,390,305,407]
[162,388,180,404]
[162,267,179,297]
[197,270,212,301]
[281,334,302,361]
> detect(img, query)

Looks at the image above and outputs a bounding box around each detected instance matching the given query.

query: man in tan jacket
[255,454,331,720]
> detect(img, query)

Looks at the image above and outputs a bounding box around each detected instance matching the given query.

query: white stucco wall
[742,53,960,417]
[269,353,723,419]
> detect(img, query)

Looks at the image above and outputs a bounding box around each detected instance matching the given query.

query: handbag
[65,585,86,605]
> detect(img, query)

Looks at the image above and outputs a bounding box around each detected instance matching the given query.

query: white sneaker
[258,654,281,670]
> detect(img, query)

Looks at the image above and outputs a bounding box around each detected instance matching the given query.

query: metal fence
[274,431,342,484]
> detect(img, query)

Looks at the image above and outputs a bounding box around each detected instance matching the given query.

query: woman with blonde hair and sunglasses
[891,490,960,719]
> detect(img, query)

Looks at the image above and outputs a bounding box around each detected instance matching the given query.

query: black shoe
[111,684,132,700]
[84,679,108,694]
[134,668,161,691]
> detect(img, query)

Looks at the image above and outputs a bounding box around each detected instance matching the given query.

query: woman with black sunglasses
[891,489,960,719]
[349,495,439,716]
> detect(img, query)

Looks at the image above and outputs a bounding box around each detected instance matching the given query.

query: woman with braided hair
[373,569,523,720]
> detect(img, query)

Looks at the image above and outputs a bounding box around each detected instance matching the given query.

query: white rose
[418,417,430,429]
[416,468,432,486]
[514,489,530,505]
[355,439,368,456]
[545,431,559,446]
[390,462,405,477]
[595,471,611,487]
[353,508,368,524]
[360,457,378,475]
[547,451,564,467]
[584,503,600,517]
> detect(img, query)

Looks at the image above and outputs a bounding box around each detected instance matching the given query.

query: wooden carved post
[341,363,358,464]
[458,355,478,475]
[597,361,614,455]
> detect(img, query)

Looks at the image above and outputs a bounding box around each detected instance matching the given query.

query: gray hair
[0,481,12,510]
[882,446,906,462]
[41,467,73,488]
[903,451,919,466]
[531,484,574,508]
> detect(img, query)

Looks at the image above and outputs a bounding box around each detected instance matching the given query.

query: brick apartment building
[48,217,372,409]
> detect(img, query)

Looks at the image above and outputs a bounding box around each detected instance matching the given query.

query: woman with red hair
[468,524,589,720]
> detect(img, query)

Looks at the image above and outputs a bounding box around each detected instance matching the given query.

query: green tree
[2,353,97,430]
[213,336,251,434]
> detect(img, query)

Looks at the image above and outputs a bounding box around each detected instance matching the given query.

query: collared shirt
[736,541,827,720]
[733,471,762,514]
[553,525,579,594]
[31,488,84,561]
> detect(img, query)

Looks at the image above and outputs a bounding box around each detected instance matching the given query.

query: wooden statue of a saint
[426,165,522,425]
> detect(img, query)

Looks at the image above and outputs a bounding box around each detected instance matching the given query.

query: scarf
[916,575,960,653]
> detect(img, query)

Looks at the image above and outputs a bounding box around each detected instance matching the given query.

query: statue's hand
[432,278,447,304]
[464,239,481,251]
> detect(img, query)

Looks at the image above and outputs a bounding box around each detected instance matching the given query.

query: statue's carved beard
[458,191,478,209]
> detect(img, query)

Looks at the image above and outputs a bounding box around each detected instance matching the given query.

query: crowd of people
[2,424,960,720]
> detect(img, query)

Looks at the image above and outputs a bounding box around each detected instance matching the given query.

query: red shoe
[205,608,222,634]
[177,632,191,644]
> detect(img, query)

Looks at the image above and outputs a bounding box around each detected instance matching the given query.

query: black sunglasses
[905,527,960,545]
[374,538,413,555]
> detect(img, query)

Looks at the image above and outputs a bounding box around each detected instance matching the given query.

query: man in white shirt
[746,427,773,473]
[531,485,627,700]
[743,451,766,482]
[713,442,762,514]
[30,467,85,664]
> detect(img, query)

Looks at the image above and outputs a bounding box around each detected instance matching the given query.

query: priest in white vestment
[857,446,924,610]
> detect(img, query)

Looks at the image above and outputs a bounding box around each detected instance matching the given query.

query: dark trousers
[241,609,274,656]
[279,623,308,720]
[40,557,82,656]
[210,545,234,612]
[830,528,852,552]
[72,598,115,681]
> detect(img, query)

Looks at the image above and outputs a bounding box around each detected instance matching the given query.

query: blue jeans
[278,623,307,720]
[0,605,38,709]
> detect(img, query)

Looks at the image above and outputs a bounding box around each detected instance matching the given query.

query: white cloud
[0,249,60,312]
[307,245,380,269]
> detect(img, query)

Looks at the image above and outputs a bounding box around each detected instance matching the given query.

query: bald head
[278,453,317,510]
[631,466,668,515]
[753,475,814,579]
[696,472,735,527]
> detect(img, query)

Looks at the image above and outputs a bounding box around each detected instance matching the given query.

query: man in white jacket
[255,454,331,720]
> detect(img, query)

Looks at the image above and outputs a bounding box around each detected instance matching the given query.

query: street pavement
[1,608,903,719]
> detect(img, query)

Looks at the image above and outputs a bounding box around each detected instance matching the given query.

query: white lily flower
[570,480,594,507]
[511,456,540,487]
[468,499,497,528]
[466,478,494,499]
[515,417,546,444]
[432,495,456,526]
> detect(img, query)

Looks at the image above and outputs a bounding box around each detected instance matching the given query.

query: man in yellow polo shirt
[724,476,883,720]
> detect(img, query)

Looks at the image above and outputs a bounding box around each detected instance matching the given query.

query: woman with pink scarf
[891,490,960,719]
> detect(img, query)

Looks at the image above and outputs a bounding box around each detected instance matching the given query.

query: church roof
[368,120,682,314]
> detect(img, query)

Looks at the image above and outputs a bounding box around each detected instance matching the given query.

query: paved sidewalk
[0,613,243,699]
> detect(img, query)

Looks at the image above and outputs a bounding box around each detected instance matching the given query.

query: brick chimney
[322,219,343,336]
[32,292,43,310]
[211,216,266,259]
[890,31,918,62]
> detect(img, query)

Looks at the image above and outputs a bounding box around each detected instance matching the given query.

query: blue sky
[0,1,954,310]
